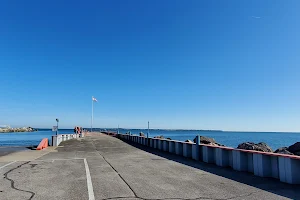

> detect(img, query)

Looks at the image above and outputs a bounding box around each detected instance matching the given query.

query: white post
[147,121,150,146]
[91,96,93,132]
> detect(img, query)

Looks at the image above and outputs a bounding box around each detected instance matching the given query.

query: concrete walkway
[0,134,299,200]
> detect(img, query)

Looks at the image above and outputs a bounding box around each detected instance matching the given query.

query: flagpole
[91,96,93,132]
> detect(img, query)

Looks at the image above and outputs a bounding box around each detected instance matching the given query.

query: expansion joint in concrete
[90,140,139,198]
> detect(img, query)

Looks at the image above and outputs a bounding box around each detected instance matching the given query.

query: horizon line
[33,127,300,134]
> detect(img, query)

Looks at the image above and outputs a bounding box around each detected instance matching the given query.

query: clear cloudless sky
[0,0,300,131]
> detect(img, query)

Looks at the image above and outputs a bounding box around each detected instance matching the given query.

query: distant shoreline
[0,126,37,133]
[2,127,300,134]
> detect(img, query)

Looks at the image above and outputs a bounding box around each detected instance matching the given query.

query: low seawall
[117,134,300,184]
[52,132,85,146]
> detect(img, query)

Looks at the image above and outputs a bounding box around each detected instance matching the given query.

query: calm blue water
[0,129,74,147]
[1,128,300,151]
[119,129,300,150]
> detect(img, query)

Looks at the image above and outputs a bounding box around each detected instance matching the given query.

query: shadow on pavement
[121,139,300,200]
[0,146,30,157]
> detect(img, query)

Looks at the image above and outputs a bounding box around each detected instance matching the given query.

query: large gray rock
[237,142,273,152]
[139,132,145,137]
[193,136,216,144]
[185,140,194,143]
[288,142,300,155]
[274,147,293,155]
[215,142,225,147]
[0,126,36,133]
[193,136,223,146]
[257,142,273,152]
[294,152,300,156]
[207,142,220,146]
[200,136,216,144]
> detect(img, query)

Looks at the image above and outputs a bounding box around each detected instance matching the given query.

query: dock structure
[0,133,299,200]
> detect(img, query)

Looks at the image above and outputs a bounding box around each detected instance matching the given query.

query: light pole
[147,121,150,146]
[56,118,59,135]
[91,96,98,132]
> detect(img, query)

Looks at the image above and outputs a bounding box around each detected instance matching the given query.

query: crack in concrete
[90,138,257,200]
[90,142,223,200]
[3,161,36,200]
[225,191,259,200]
[90,140,139,198]
[101,196,234,200]
[102,196,139,200]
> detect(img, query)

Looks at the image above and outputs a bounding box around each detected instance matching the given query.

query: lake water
[122,129,300,150]
[1,128,300,151]
[0,129,74,147]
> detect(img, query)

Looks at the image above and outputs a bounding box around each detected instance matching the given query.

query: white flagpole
[91,96,93,132]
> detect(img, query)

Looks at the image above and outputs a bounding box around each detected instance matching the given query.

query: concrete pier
[1,133,299,200]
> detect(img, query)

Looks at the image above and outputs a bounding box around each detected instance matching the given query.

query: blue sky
[0,1,300,131]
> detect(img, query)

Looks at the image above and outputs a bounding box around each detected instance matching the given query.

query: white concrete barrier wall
[232,150,249,172]
[202,146,215,164]
[158,140,162,150]
[278,157,300,184]
[150,139,154,148]
[183,143,193,158]
[215,147,233,167]
[175,142,183,156]
[153,139,158,149]
[52,134,82,146]
[169,141,175,154]
[117,134,300,184]
[271,156,279,179]
[253,153,274,177]
[192,144,200,161]
[163,140,169,152]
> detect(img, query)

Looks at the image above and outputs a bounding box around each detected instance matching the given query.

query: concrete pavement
[0,146,29,157]
[0,133,299,200]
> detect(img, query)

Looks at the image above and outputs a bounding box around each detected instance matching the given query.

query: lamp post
[147,121,150,146]
[56,118,59,135]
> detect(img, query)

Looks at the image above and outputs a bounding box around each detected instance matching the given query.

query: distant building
[0,125,10,129]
